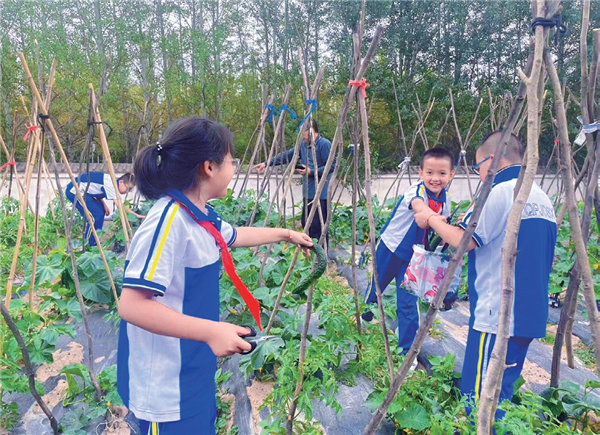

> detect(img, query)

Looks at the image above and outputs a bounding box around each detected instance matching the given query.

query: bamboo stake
[18,53,119,306]
[264,64,326,333]
[0,131,29,208]
[355,42,395,379]
[42,60,58,219]
[88,85,131,245]
[287,24,385,435]
[283,58,329,435]
[29,117,46,310]
[252,85,293,227]
[20,98,39,217]
[267,64,324,220]
[350,125,363,340]
[449,89,477,200]
[477,3,547,430]
[4,106,39,308]
[235,95,274,222]
[28,58,58,309]
[46,125,104,401]
[254,87,295,284]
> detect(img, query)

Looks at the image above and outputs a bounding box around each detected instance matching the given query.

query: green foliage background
[0,1,597,170]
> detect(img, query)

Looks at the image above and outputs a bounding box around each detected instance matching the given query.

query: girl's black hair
[135,117,234,199]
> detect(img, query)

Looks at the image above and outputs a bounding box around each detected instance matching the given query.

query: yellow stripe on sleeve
[152,422,158,435]
[148,204,179,281]
[474,332,486,401]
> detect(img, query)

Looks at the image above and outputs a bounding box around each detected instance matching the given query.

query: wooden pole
[264,64,327,334]
[4,103,39,308]
[18,52,119,306]
[28,58,58,309]
[477,3,547,431]
[88,85,131,245]
[235,94,274,223]
[1,303,59,434]
[0,131,29,209]
[547,24,600,383]
[356,42,395,380]
[29,114,46,310]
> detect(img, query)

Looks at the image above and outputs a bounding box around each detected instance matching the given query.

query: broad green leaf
[31,253,68,287]
[558,380,580,395]
[79,271,112,304]
[394,403,431,431]
[76,251,106,278]
[250,336,285,371]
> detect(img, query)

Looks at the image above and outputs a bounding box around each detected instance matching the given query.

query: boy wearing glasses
[362,148,455,364]
[414,131,557,419]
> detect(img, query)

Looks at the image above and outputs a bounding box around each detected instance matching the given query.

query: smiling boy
[362,148,455,360]
[414,132,557,420]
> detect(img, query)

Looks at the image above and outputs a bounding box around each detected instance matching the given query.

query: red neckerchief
[421,196,444,245]
[171,197,263,331]
[428,197,443,213]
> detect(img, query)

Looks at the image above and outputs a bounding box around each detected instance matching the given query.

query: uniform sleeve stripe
[227,227,237,246]
[147,203,180,281]
[140,200,175,279]
[123,278,166,296]
[417,184,425,198]
[458,221,483,247]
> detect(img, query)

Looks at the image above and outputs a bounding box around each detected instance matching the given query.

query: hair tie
[156,142,163,166]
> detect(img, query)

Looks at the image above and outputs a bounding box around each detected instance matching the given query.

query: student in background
[65,172,134,246]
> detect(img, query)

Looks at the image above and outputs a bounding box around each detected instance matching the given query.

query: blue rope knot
[297,99,318,131]
[277,104,298,120]
[265,104,276,123]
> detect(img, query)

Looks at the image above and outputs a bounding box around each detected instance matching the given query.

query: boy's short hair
[119,172,134,185]
[419,148,455,169]
[479,131,524,163]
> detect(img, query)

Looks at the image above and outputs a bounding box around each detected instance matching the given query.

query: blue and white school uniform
[458,165,557,417]
[364,181,451,352]
[117,190,237,434]
[65,172,117,246]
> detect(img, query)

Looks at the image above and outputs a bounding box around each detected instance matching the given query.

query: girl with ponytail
[117,117,312,434]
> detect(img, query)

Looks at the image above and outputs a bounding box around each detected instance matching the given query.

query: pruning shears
[239,324,278,355]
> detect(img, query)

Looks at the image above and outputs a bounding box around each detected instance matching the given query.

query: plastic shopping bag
[403,244,462,305]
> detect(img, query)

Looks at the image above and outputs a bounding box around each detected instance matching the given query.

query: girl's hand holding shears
[238,324,279,355]
[206,322,253,357]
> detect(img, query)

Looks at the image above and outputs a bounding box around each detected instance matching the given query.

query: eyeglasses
[230,158,241,172]
[471,155,492,175]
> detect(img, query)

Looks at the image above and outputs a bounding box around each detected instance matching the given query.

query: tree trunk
[545,42,600,375]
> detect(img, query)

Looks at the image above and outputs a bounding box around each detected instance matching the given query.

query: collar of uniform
[167,189,221,225]
[422,182,447,203]
[492,165,521,187]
